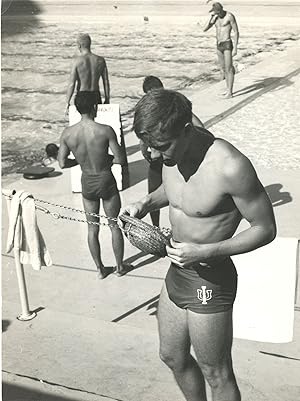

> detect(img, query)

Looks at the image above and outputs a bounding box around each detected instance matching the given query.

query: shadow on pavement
[2,319,11,332]
[146,299,159,316]
[128,158,148,187]
[265,183,293,207]
[126,144,141,157]
[2,382,71,401]
[125,251,160,269]
[234,76,294,97]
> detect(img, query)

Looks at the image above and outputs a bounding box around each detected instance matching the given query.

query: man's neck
[80,48,91,55]
[81,113,94,121]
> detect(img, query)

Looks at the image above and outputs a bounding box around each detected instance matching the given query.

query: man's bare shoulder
[211,138,253,177]
[227,12,236,21]
[61,123,79,139]
[94,122,115,135]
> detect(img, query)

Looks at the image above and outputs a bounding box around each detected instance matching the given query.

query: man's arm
[230,14,239,57]
[65,61,78,116]
[120,184,169,221]
[57,131,78,169]
[102,60,110,104]
[167,155,276,266]
[203,14,218,32]
[107,126,126,165]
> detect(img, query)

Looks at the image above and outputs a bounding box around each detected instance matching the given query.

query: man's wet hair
[75,92,96,114]
[143,76,164,93]
[45,143,59,158]
[77,33,91,49]
[133,89,192,142]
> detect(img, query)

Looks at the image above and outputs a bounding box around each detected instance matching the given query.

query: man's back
[63,120,113,173]
[76,53,106,92]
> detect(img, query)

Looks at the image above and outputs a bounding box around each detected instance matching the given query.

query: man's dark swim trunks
[165,258,237,314]
[81,169,118,201]
[217,39,233,53]
[76,90,102,104]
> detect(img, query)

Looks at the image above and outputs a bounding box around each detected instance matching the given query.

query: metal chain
[2,192,171,233]
[34,197,117,222]
[35,204,117,227]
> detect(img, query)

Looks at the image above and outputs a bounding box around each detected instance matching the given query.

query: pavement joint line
[2,253,166,280]
[2,369,124,401]
[111,294,159,323]
[205,66,300,129]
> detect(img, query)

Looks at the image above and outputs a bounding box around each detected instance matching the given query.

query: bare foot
[114,263,133,277]
[97,267,110,280]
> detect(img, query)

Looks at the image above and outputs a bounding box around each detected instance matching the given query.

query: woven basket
[119,214,171,257]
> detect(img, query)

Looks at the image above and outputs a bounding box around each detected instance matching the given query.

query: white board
[232,237,298,343]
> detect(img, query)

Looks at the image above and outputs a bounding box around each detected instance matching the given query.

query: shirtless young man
[58,92,130,278]
[121,90,276,401]
[204,2,239,98]
[140,76,205,227]
[65,33,110,116]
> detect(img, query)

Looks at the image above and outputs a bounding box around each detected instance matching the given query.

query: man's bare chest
[163,166,235,217]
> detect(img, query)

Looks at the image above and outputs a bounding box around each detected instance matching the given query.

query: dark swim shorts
[165,259,237,314]
[81,170,118,201]
[77,90,102,104]
[217,39,233,53]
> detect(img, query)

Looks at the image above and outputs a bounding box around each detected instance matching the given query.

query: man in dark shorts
[58,92,130,278]
[204,2,239,98]
[65,33,110,116]
[140,76,205,227]
[121,89,276,400]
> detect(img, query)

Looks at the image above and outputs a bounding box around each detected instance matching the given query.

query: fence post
[4,189,37,321]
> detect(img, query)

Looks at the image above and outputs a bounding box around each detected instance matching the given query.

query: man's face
[147,130,185,167]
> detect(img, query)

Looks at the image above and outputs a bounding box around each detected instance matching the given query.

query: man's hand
[210,14,218,23]
[65,104,70,119]
[232,48,237,57]
[166,239,214,268]
[118,201,149,228]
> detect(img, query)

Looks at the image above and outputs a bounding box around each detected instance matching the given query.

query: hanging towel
[6,190,52,270]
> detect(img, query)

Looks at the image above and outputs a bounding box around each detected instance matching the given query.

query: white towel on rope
[6,190,52,270]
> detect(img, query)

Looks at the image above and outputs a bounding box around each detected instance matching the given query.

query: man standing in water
[121,90,276,400]
[65,33,110,116]
[58,92,130,278]
[204,2,239,98]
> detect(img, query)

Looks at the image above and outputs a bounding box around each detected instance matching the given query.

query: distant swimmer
[203,2,239,98]
[58,92,131,278]
[65,33,110,117]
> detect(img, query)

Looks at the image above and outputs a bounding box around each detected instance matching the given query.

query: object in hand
[119,214,171,257]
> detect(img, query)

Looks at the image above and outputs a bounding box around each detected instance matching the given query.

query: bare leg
[82,196,108,279]
[103,192,131,276]
[148,161,163,227]
[217,49,226,89]
[158,284,207,401]
[188,309,241,401]
[224,50,234,97]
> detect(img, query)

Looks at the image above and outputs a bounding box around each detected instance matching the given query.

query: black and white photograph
[1,0,300,400]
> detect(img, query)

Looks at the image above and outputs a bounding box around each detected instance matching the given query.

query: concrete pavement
[2,41,300,401]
